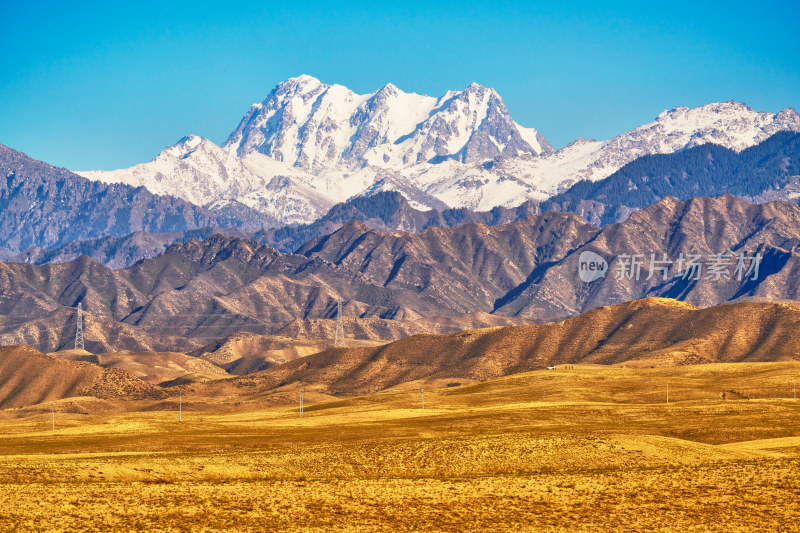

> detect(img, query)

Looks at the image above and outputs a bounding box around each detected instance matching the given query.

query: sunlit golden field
[1,363,800,531]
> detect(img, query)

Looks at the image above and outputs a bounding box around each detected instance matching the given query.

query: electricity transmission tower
[334,300,344,347]
[75,303,84,351]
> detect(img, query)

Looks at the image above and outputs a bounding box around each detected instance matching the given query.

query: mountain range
[3,74,800,420]
[542,130,800,225]
[5,127,800,269]
[77,76,800,225]
[3,77,798,265]
[9,191,540,267]
[0,209,592,353]
[2,193,800,354]
[2,76,799,359]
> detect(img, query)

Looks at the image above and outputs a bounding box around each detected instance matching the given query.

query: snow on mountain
[77,76,800,226]
[360,82,553,167]
[82,134,260,206]
[224,75,549,171]
[80,76,555,222]
[499,101,800,196]
[80,133,336,225]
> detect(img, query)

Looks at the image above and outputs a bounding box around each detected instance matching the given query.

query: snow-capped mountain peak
[77,76,800,229]
[224,77,551,171]
[492,99,800,199]
[645,100,800,151]
[80,132,339,225]
[777,107,800,122]
[357,81,551,167]
[163,133,208,159]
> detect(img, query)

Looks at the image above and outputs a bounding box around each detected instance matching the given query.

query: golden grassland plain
[1,363,800,531]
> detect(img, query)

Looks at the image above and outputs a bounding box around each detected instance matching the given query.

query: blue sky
[1,0,798,170]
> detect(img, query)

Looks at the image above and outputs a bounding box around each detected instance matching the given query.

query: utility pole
[334,300,344,347]
[74,303,84,351]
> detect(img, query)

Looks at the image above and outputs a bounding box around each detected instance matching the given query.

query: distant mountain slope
[80,134,329,225]
[201,298,800,397]
[10,228,250,269]
[252,190,539,253]
[507,102,800,197]
[11,232,185,269]
[543,131,800,225]
[0,143,271,254]
[498,194,800,320]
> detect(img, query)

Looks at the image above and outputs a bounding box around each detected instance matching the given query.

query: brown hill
[192,332,335,374]
[190,313,523,376]
[192,330,389,375]
[51,350,228,385]
[210,298,800,397]
[0,345,166,408]
[0,301,520,363]
[275,312,523,342]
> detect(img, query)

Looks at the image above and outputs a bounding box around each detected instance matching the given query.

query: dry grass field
[1,362,799,531]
